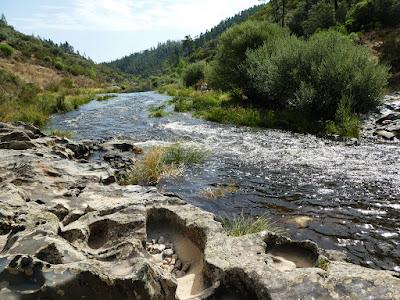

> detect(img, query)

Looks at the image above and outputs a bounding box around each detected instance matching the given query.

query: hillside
[0,15,128,127]
[107,0,400,86]
[105,5,265,78]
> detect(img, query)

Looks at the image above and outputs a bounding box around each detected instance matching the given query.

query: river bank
[47,91,400,273]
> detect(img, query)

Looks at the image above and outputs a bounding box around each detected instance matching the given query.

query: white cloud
[13,0,260,33]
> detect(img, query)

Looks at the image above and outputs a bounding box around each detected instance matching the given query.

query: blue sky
[1,0,260,62]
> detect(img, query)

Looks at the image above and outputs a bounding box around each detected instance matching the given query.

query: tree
[0,13,7,26]
[182,35,195,57]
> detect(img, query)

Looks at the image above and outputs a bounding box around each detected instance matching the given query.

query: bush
[245,30,388,120]
[0,43,14,57]
[302,1,336,36]
[345,0,400,32]
[210,21,289,93]
[383,31,400,71]
[182,61,207,87]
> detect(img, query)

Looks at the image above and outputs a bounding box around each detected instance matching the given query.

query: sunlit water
[48,92,400,273]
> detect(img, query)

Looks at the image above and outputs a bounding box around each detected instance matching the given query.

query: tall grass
[45,129,73,138]
[222,212,286,237]
[119,144,207,186]
[148,105,168,118]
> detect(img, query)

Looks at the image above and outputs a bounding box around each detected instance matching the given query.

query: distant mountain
[105,5,265,77]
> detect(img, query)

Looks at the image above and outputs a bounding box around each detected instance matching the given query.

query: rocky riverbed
[0,122,399,299]
[362,92,400,141]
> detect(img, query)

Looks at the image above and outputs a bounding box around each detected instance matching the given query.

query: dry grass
[0,58,63,88]
[199,183,239,200]
[222,212,286,237]
[119,144,207,186]
[0,58,103,89]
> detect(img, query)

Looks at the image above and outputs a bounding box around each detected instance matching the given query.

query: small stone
[182,263,191,272]
[158,236,165,244]
[165,242,173,249]
[162,249,174,258]
[162,257,172,265]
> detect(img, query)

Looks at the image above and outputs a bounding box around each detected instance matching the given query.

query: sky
[0,0,260,62]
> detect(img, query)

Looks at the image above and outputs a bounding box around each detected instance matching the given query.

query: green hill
[0,15,128,126]
[105,5,265,78]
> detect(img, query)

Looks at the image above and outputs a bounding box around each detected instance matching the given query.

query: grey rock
[162,249,174,258]
[0,122,398,300]
[0,141,35,150]
[375,130,396,140]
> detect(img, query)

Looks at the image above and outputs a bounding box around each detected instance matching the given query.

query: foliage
[345,0,400,32]
[161,143,207,165]
[182,61,207,87]
[382,31,400,72]
[106,5,265,77]
[0,68,114,127]
[222,212,286,237]
[0,19,126,82]
[119,144,207,186]
[96,94,117,101]
[209,21,288,92]
[245,30,388,120]
[325,97,361,138]
[0,43,14,57]
[148,105,168,118]
[46,129,73,138]
[302,1,336,36]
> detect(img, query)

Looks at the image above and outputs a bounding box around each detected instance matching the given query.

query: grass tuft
[46,129,73,139]
[222,212,286,237]
[119,143,207,186]
[199,183,239,200]
[96,94,117,101]
[148,105,168,118]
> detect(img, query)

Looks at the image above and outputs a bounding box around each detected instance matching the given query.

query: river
[48,91,400,273]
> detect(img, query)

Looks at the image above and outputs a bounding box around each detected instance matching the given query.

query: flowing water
[48,92,400,273]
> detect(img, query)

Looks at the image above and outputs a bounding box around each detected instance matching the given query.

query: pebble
[162,249,174,258]
[158,236,165,244]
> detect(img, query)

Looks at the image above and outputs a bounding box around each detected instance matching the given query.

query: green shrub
[302,1,336,36]
[245,30,388,120]
[325,97,361,137]
[210,21,289,93]
[383,31,400,71]
[345,0,400,32]
[0,43,14,57]
[54,60,65,71]
[148,105,168,118]
[182,61,207,87]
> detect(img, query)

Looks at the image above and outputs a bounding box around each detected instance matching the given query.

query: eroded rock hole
[88,220,112,249]
[146,208,214,300]
[210,269,265,300]
[265,235,319,268]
